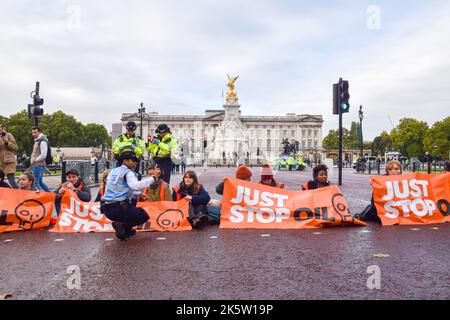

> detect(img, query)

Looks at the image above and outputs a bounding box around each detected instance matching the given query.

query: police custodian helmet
[126,121,137,131]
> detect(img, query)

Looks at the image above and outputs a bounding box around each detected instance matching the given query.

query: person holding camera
[112,121,145,172]
[148,124,177,184]
[100,151,157,240]
[0,124,19,188]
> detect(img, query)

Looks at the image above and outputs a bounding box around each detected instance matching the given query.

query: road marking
[210,236,218,239]
[54,239,64,242]
[105,238,114,241]
[372,253,390,258]
[156,237,166,241]
[410,228,420,231]
[3,239,14,243]
[431,227,439,230]
[360,230,371,233]
[313,232,322,235]
[261,234,271,237]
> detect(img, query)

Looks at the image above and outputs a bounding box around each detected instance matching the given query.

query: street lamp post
[358,105,364,158]
[138,102,146,138]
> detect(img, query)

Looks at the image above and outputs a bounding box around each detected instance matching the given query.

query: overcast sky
[1,0,449,139]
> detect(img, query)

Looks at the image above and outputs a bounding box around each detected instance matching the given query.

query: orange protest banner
[137,199,192,231]
[51,190,192,232]
[220,178,366,229]
[371,172,450,226]
[0,189,55,233]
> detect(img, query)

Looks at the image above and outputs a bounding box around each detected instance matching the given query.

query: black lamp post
[138,102,146,138]
[358,105,364,157]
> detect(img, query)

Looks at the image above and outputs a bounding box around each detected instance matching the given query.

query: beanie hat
[235,165,252,180]
[260,164,273,180]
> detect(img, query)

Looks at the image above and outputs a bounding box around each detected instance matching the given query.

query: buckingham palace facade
[113,108,324,165]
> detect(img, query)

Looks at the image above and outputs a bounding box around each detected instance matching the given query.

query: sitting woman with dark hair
[172,170,211,229]
[18,173,36,191]
[302,164,330,190]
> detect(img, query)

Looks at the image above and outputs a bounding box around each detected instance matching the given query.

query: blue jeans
[32,166,51,192]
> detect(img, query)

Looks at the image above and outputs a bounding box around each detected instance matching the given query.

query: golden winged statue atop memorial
[225,74,239,104]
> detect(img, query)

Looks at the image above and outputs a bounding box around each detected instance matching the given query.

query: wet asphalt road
[1,167,449,300]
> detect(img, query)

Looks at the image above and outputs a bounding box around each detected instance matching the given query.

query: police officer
[148,124,177,184]
[112,121,146,172]
[100,151,156,240]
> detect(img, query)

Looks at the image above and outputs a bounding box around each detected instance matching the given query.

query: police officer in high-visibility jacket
[148,124,177,184]
[112,121,146,170]
[100,151,156,240]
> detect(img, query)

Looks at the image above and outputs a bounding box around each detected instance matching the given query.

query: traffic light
[338,79,350,113]
[333,78,350,114]
[28,82,44,120]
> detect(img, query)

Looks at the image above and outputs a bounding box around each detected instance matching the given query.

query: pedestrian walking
[148,124,177,184]
[30,126,51,192]
[0,123,19,188]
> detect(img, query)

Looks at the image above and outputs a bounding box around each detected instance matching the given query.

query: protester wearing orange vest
[138,164,172,202]
[54,169,92,222]
[172,170,210,229]
[259,164,284,188]
[302,164,330,190]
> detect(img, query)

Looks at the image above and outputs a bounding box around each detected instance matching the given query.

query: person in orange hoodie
[259,164,284,188]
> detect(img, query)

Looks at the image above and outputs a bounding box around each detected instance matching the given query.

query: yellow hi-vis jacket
[112,133,145,158]
[148,133,177,159]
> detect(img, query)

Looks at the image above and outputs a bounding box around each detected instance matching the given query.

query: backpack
[45,142,52,165]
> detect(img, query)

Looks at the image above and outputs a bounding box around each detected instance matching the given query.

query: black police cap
[156,124,169,133]
[126,121,137,130]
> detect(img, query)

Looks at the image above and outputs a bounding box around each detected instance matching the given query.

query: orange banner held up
[371,172,450,226]
[51,190,192,232]
[220,178,366,229]
[0,189,55,233]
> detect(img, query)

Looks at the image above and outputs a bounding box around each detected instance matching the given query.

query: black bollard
[61,161,67,183]
[94,161,99,184]
[377,162,380,175]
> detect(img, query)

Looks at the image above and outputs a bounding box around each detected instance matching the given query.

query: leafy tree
[372,131,392,156]
[390,118,428,158]
[423,117,450,160]
[322,129,339,150]
[82,123,111,147]
[0,109,110,155]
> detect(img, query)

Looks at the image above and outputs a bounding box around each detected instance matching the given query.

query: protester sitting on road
[54,169,91,217]
[302,164,330,190]
[56,169,91,202]
[100,151,157,240]
[172,170,211,229]
[18,172,36,191]
[207,165,254,225]
[355,160,403,222]
[94,169,111,202]
[215,164,253,196]
[138,164,172,202]
[0,169,11,188]
[259,164,284,188]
